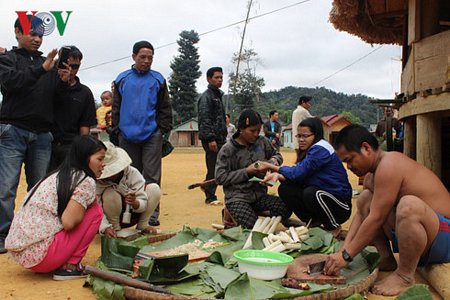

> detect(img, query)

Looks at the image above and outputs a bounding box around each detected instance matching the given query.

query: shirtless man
[324,124,450,296]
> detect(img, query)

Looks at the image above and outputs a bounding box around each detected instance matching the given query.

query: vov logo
[16,11,73,36]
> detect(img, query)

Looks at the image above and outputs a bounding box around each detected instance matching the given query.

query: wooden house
[321,114,351,145]
[330,0,450,188]
[169,118,201,147]
[282,123,293,148]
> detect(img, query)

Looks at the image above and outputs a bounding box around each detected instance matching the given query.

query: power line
[309,45,384,87]
[81,0,311,71]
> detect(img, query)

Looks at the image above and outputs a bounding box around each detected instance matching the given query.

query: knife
[307,260,326,276]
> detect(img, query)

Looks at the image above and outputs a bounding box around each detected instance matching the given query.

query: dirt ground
[0,147,441,299]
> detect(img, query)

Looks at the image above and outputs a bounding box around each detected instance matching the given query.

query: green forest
[224,85,380,128]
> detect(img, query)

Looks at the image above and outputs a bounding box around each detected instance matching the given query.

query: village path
[0,148,441,299]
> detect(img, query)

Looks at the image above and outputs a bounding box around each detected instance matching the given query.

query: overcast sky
[1,0,402,103]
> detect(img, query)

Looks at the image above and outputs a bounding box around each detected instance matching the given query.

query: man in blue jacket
[0,15,70,253]
[112,41,172,226]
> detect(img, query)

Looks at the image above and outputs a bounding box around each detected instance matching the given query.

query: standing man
[292,96,312,156]
[50,46,97,171]
[112,41,172,226]
[198,67,227,205]
[325,124,450,296]
[263,110,282,150]
[0,15,70,253]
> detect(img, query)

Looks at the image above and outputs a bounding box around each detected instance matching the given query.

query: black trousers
[201,140,223,201]
[278,182,351,230]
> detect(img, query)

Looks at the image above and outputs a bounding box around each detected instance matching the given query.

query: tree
[228,48,265,111]
[169,30,201,125]
[341,111,362,124]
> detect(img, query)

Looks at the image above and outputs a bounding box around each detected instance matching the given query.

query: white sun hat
[98,142,132,179]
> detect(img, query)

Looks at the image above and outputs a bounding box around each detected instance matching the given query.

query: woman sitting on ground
[5,135,106,280]
[96,142,160,237]
[257,117,352,236]
[215,109,291,229]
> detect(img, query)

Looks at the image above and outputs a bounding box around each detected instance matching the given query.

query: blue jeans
[0,124,52,238]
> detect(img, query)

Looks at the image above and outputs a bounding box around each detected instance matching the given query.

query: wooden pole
[84,265,172,295]
[416,113,442,177]
[403,116,416,159]
[123,286,197,300]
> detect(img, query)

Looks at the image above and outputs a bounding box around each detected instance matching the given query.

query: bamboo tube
[270,233,289,243]
[257,217,271,233]
[296,226,308,236]
[270,243,287,253]
[284,243,302,250]
[262,216,276,234]
[262,237,271,248]
[243,217,264,249]
[289,226,300,243]
[299,234,310,241]
[280,231,294,243]
[267,216,282,234]
[262,239,282,251]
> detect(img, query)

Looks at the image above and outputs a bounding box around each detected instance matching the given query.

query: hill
[225,86,379,127]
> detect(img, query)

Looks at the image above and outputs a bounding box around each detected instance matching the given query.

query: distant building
[320,114,351,145]
[282,124,293,149]
[169,118,200,147]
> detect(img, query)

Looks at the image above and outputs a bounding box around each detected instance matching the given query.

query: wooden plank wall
[401,30,450,94]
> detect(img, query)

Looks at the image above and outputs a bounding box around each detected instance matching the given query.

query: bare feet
[372,271,414,296]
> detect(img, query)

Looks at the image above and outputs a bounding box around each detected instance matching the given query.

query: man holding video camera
[0,15,70,253]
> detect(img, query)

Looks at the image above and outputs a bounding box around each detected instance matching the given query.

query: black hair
[237,109,263,129]
[24,135,106,217]
[206,67,223,79]
[298,95,312,105]
[133,40,154,55]
[67,45,83,61]
[101,90,112,99]
[225,113,231,118]
[269,110,277,118]
[334,124,379,153]
[14,14,43,35]
[296,117,323,162]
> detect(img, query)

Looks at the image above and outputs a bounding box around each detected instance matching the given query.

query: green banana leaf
[395,284,433,300]
[85,261,125,300]
[101,236,134,271]
[91,227,380,300]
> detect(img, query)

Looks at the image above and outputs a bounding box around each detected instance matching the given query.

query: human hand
[104,227,117,238]
[324,252,347,276]
[42,49,58,71]
[208,141,218,152]
[57,62,72,82]
[262,172,284,183]
[124,192,139,209]
[254,161,277,173]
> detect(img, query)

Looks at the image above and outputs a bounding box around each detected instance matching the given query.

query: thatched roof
[329,0,407,45]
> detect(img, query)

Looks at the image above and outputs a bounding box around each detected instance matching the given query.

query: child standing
[5,136,106,280]
[96,91,113,129]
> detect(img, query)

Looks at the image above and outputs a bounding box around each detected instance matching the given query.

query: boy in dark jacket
[197,67,227,204]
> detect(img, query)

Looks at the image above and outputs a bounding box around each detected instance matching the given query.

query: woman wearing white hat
[97,142,160,237]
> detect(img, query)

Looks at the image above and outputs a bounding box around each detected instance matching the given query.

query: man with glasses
[50,46,97,171]
[0,15,71,253]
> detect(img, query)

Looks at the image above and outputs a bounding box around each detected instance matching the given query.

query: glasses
[295,133,314,139]
[69,64,80,69]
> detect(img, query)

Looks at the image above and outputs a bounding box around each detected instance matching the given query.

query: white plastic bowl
[233,249,293,280]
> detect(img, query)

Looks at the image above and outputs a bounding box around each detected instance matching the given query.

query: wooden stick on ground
[124,286,199,300]
[84,265,172,295]
[187,179,217,190]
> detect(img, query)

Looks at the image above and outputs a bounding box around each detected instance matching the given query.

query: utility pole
[229,0,253,113]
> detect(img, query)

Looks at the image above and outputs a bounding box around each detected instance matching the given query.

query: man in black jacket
[197,67,227,205]
[49,46,97,171]
[0,15,70,253]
